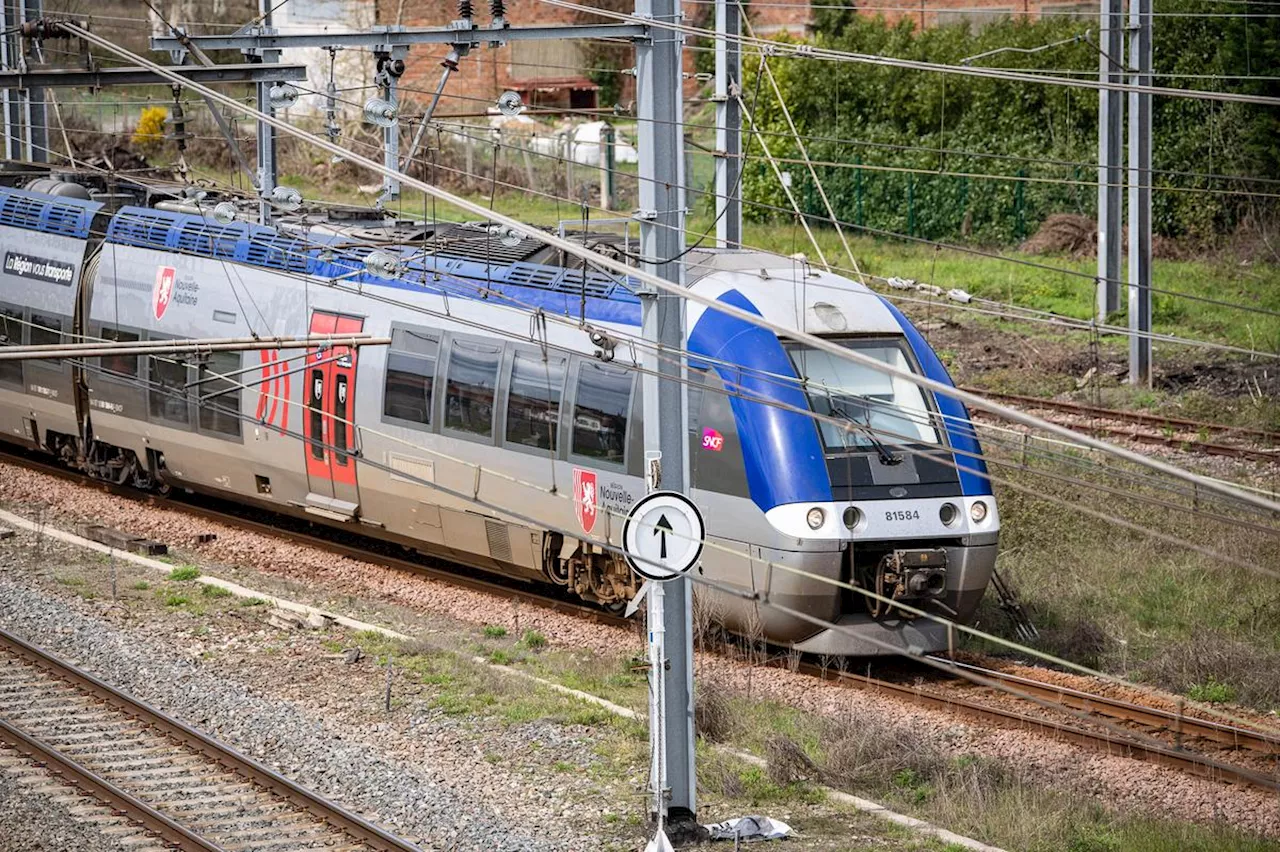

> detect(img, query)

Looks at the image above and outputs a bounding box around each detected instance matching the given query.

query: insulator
[211,202,238,225]
[457,0,473,19]
[364,250,404,280]
[269,185,303,212]
[362,97,398,128]
[496,90,524,117]
[267,83,300,110]
[490,0,506,19]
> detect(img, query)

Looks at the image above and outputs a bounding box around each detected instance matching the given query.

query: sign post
[622,489,705,851]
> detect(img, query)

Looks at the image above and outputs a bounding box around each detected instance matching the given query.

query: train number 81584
[884,509,921,522]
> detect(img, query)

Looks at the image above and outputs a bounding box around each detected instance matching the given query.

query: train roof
[0,183,901,337]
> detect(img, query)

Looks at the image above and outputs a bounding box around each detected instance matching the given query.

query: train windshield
[786,338,941,451]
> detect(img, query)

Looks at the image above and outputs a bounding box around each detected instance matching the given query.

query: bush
[744,4,1280,245]
[482,625,507,638]
[168,566,200,582]
[200,584,232,599]
[520,630,547,650]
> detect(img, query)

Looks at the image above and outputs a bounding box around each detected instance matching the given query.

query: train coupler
[867,548,948,619]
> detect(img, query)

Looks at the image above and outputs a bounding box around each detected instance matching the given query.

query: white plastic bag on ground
[704,815,794,841]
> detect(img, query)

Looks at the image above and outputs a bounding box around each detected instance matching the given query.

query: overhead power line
[535,0,1280,106]
[60,21,1280,518]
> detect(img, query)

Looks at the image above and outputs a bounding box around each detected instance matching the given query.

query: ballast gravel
[0,759,145,852]
[0,575,596,852]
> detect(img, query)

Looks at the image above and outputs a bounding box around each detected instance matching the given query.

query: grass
[975,460,1280,711]
[200,584,232,599]
[163,594,189,607]
[130,580,151,591]
[167,565,201,582]
[520,630,548,650]
[482,624,507,639]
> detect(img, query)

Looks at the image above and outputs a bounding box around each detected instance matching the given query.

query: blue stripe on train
[877,297,991,497]
[688,289,831,511]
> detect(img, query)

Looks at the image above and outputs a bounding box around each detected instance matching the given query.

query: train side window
[99,327,140,380]
[307,367,325,460]
[383,327,437,426]
[505,351,565,453]
[0,306,23,388]
[28,313,62,364]
[197,350,242,438]
[571,360,634,467]
[333,373,350,465]
[444,337,501,439]
[148,353,190,426]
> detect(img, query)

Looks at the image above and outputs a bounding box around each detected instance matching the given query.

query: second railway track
[0,626,420,852]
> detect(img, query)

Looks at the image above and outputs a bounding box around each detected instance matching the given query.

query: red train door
[303,310,364,519]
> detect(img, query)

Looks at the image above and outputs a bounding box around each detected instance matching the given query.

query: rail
[0,626,422,852]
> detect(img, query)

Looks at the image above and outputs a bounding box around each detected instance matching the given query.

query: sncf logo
[701,427,724,452]
[153,266,176,320]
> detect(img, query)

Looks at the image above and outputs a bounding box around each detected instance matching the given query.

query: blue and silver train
[0,173,998,655]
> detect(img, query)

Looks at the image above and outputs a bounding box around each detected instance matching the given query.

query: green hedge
[738,1,1280,245]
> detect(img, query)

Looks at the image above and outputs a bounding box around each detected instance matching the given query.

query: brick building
[376,0,814,113]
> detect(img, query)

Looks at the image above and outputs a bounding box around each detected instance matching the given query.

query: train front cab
[688,288,999,656]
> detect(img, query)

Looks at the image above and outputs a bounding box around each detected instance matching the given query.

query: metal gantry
[152,5,704,836]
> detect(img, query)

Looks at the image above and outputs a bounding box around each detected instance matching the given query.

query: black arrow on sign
[653,513,673,560]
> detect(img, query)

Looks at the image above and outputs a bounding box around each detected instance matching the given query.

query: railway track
[965,388,1280,464]
[0,626,421,852]
[4,445,1278,796]
[805,656,1280,792]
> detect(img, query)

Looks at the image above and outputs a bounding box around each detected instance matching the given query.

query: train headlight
[842,506,861,529]
[940,502,959,526]
[806,507,826,530]
[969,501,988,523]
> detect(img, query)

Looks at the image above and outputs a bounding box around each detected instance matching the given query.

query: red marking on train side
[152,266,176,320]
[574,468,598,534]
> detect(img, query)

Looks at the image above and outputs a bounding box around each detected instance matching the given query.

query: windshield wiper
[831,405,902,466]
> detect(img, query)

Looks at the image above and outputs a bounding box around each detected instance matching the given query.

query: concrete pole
[1128,0,1152,385]
[714,0,741,247]
[1096,0,1123,321]
[635,0,695,831]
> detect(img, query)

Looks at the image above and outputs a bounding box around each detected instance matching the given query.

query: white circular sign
[621,491,705,582]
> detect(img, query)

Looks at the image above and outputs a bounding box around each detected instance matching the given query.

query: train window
[787,339,940,449]
[29,313,62,364]
[148,355,190,425]
[333,374,350,465]
[571,361,633,466]
[444,338,501,439]
[198,350,242,438]
[505,351,565,452]
[383,328,437,426]
[99,327,140,380]
[0,307,22,388]
[307,367,325,460]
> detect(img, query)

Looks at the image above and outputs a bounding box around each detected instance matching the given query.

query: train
[0,170,999,655]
